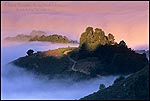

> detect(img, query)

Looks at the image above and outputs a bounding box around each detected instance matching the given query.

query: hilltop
[4,30,78,44]
[11,27,148,80]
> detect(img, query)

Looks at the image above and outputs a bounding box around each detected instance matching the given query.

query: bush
[27,49,34,56]
[99,84,106,90]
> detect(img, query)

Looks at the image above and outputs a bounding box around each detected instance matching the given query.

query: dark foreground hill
[80,64,149,100]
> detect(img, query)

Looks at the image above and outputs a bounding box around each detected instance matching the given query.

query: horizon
[2,29,149,51]
[1,1,149,50]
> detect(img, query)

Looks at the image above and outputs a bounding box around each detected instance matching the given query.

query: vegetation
[10,26,149,100]
[4,30,78,44]
[12,47,91,80]
[69,27,148,75]
[42,47,76,57]
[13,55,71,75]
[99,84,106,90]
[12,27,148,79]
[80,65,149,100]
[26,49,34,56]
[29,34,69,43]
[79,27,115,50]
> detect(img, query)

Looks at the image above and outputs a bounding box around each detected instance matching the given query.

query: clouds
[2,63,118,100]
[1,42,118,100]
[2,1,148,14]
[1,1,149,49]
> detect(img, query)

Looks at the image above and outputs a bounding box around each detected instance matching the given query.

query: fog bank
[1,42,119,100]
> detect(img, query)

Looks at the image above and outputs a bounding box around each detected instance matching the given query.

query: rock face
[80,65,149,100]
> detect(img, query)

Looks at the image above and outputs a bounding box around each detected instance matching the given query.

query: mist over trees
[29,34,70,43]
[4,30,78,44]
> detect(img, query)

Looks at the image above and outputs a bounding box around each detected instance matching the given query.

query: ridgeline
[5,30,78,44]
[12,27,148,79]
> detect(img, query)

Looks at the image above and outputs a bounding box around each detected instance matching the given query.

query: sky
[1,1,149,50]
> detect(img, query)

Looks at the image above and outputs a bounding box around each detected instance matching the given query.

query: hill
[135,50,149,60]
[4,30,78,44]
[80,64,149,100]
[11,27,148,80]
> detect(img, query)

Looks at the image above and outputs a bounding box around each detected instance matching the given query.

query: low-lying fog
[1,41,119,100]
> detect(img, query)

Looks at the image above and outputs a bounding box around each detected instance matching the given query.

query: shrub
[27,49,34,56]
[99,84,106,90]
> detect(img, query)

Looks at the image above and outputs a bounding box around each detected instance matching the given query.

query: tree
[39,35,46,41]
[86,27,94,34]
[79,27,94,47]
[108,33,115,44]
[114,76,125,84]
[27,49,34,56]
[119,40,127,47]
[99,84,106,90]
[94,28,109,45]
[95,28,103,34]
[79,27,114,50]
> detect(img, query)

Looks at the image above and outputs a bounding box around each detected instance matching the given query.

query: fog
[1,41,119,100]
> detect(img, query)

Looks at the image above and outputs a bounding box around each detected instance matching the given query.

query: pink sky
[1,1,149,49]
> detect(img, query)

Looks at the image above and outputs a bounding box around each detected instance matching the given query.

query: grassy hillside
[80,64,149,100]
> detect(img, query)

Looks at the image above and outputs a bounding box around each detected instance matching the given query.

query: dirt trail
[63,50,90,75]
[67,55,77,71]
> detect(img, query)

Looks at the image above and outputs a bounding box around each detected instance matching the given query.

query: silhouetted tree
[119,40,127,47]
[99,84,106,90]
[27,49,34,56]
